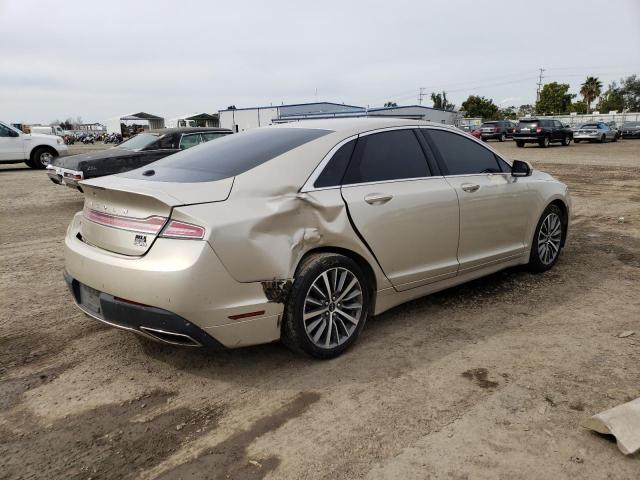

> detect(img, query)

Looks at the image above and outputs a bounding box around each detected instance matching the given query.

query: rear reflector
[160,220,205,239]
[228,310,266,320]
[83,207,167,234]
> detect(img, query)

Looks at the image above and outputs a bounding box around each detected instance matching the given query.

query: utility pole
[536,68,545,103]
[418,87,426,105]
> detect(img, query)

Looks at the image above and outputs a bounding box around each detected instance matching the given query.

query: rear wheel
[499,133,506,142]
[529,204,564,273]
[29,147,57,169]
[516,141,524,148]
[282,253,370,359]
[538,136,550,148]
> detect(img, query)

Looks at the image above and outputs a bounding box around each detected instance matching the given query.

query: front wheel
[499,133,506,142]
[529,204,564,273]
[600,135,606,143]
[516,141,524,148]
[562,135,571,146]
[282,253,370,359]
[29,147,57,169]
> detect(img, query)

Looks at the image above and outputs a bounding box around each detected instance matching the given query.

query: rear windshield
[622,122,640,127]
[480,122,498,127]
[121,127,332,182]
[581,124,599,128]
[518,120,538,126]
[116,133,159,151]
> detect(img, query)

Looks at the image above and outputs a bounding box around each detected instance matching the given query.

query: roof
[219,101,363,112]
[269,117,458,136]
[119,112,164,121]
[148,127,231,135]
[367,104,459,114]
[167,113,219,121]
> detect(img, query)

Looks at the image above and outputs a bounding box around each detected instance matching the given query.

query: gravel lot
[1,140,639,479]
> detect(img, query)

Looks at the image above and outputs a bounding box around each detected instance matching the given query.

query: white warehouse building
[219,102,461,132]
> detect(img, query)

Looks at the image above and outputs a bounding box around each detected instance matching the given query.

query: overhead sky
[1,0,639,124]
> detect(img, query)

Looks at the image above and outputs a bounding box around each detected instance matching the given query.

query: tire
[30,147,57,169]
[499,133,506,142]
[612,135,618,142]
[528,204,564,273]
[538,136,550,148]
[562,135,571,146]
[516,141,524,148]
[600,135,606,143]
[282,253,370,359]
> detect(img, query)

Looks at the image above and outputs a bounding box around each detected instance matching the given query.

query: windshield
[116,133,159,150]
[121,127,333,183]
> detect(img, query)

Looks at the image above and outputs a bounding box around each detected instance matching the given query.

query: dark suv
[513,119,573,148]
[479,120,516,142]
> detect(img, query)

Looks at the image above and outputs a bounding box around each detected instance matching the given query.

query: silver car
[573,122,618,143]
[63,118,571,358]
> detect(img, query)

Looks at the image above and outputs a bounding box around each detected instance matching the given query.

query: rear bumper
[46,165,83,189]
[64,212,283,348]
[574,134,600,141]
[513,135,542,142]
[64,271,224,348]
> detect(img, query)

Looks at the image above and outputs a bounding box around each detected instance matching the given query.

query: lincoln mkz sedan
[63,118,571,358]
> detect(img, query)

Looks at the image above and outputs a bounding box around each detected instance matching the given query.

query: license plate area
[79,283,102,316]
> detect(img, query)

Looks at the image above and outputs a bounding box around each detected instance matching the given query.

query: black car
[513,119,573,148]
[479,120,516,142]
[621,121,640,139]
[47,127,231,190]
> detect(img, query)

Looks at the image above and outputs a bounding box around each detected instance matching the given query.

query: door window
[179,134,204,150]
[425,129,502,175]
[202,132,228,142]
[342,129,430,184]
[0,123,14,137]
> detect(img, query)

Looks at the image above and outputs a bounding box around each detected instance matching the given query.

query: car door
[340,128,460,291]
[423,128,533,273]
[0,122,24,161]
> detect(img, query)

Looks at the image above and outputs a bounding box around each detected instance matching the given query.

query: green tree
[497,106,517,120]
[570,100,588,114]
[430,91,455,111]
[536,82,574,114]
[383,101,398,107]
[461,95,498,119]
[517,104,535,117]
[580,76,603,114]
[596,81,625,113]
[620,74,640,111]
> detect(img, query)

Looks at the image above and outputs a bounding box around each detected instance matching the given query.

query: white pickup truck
[0,120,69,169]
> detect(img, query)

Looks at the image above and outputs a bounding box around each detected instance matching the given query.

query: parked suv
[0,120,69,168]
[513,119,572,148]
[479,120,516,142]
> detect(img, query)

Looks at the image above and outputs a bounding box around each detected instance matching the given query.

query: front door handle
[364,193,393,205]
[461,183,480,193]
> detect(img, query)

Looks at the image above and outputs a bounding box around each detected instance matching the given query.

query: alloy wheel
[39,151,53,166]
[303,267,363,349]
[537,212,562,265]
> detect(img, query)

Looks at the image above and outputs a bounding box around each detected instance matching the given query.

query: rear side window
[314,139,356,188]
[342,129,430,184]
[425,129,502,175]
[122,128,332,182]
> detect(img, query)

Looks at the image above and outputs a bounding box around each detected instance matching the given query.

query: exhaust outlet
[139,327,202,347]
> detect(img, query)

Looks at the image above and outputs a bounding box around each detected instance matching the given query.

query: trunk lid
[79,176,233,256]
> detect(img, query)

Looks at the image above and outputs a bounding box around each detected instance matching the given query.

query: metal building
[165,113,219,128]
[218,102,364,132]
[219,102,461,131]
[105,112,165,134]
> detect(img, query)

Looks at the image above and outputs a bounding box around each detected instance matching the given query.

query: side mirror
[564,124,571,128]
[511,159,532,177]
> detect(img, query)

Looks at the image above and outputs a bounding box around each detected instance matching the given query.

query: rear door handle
[461,183,480,193]
[364,193,393,205]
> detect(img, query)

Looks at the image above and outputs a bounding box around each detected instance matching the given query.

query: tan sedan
[63,118,570,358]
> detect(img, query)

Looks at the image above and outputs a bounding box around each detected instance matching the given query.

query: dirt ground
[1,139,639,479]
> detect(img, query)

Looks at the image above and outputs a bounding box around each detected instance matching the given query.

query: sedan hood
[52,147,136,170]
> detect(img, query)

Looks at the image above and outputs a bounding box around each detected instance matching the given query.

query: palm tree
[580,77,603,114]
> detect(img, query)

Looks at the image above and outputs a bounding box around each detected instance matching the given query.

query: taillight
[160,220,205,239]
[83,208,167,234]
[64,172,82,180]
[536,127,543,133]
